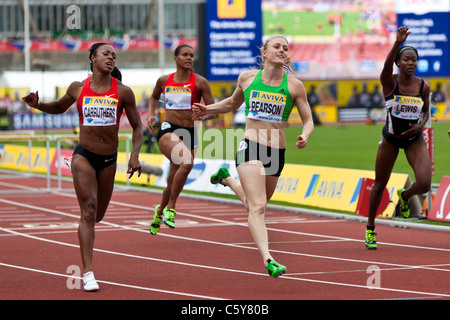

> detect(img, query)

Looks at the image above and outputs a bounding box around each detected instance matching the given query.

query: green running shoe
[150,205,162,235]
[365,229,377,250]
[266,259,286,278]
[210,167,230,185]
[163,207,176,228]
[397,188,410,218]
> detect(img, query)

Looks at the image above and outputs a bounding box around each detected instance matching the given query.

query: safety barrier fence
[0,133,131,191]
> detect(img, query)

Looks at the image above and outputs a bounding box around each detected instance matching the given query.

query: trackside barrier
[0,134,51,190]
[0,133,131,191]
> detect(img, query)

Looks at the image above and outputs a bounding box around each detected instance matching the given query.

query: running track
[1,170,450,306]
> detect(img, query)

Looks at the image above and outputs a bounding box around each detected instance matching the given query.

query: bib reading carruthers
[76,77,123,126]
[244,70,294,123]
[82,96,119,126]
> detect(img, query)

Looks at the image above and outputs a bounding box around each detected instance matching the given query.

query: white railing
[0,133,131,191]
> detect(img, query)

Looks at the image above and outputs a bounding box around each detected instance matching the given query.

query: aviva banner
[0,144,410,218]
[0,144,165,186]
[153,158,409,218]
[272,163,409,218]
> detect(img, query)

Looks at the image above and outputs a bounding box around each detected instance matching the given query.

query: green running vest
[244,70,294,123]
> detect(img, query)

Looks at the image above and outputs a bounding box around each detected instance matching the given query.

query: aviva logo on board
[217,0,246,19]
[304,174,344,200]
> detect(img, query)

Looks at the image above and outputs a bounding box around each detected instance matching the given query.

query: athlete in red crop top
[162,71,201,110]
[147,44,215,234]
[23,43,143,291]
[77,76,123,126]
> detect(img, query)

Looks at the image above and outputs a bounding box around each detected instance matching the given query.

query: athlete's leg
[220,175,247,209]
[237,161,274,263]
[158,132,195,210]
[71,153,98,274]
[367,138,399,228]
[403,138,432,200]
[156,160,177,217]
[95,163,116,223]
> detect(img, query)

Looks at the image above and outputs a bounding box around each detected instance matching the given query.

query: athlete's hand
[396,26,411,44]
[147,114,156,134]
[296,135,307,149]
[402,123,423,138]
[127,154,141,179]
[22,90,40,109]
[192,103,208,121]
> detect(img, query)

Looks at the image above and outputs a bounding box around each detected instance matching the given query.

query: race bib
[390,95,423,121]
[82,96,118,126]
[164,86,192,110]
[247,90,286,123]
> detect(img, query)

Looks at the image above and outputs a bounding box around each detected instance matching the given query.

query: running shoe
[365,229,377,250]
[150,205,162,235]
[163,207,176,228]
[397,188,410,218]
[210,167,230,185]
[266,259,286,278]
[83,271,99,292]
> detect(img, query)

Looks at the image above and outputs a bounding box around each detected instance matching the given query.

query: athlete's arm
[22,81,81,114]
[120,84,143,178]
[192,71,252,118]
[380,27,410,95]
[290,77,314,149]
[196,75,216,120]
[147,75,167,133]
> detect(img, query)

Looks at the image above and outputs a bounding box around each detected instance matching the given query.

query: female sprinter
[22,43,143,291]
[147,44,215,234]
[192,35,314,278]
[365,27,431,249]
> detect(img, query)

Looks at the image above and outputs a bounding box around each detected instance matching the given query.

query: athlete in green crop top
[193,35,314,278]
[244,69,295,123]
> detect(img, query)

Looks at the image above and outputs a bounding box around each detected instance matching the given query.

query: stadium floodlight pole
[24,0,31,72]
[158,0,165,74]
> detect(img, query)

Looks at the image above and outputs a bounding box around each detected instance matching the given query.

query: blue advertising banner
[13,112,79,130]
[206,0,262,81]
[397,12,450,77]
[396,0,450,77]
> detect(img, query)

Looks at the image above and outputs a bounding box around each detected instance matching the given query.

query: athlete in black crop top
[365,27,431,250]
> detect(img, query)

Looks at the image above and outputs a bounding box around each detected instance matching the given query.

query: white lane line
[0,199,450,297]
[0,262,226,300]
[1,226,449,299]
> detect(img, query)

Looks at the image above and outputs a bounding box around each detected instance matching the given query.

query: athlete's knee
[80,201,97,224]
[371,180,388,194]
[177,162,194,175]
[248,202,267,216]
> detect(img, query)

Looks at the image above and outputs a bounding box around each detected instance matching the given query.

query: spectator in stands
[358,82,372,108]
[147,44,215,235]
[365,27,431,250]
[22,43,143,291]
[370,84,384,108]
[307,85,321,125]
[347,85,360,107]
[432,83,446,103]
[192,35,314,278]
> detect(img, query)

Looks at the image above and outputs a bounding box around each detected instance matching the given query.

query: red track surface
[1,171,450,305]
